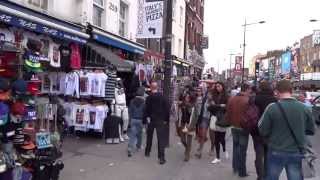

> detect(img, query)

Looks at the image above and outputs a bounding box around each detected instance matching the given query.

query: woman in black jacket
[208,82,229,164]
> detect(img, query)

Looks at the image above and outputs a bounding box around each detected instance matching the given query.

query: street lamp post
[241,19,266,83]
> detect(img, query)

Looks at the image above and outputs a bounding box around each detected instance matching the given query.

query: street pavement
[60,125,320,180]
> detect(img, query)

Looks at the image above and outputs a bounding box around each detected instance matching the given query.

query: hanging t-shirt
[58,72,67,94]
[98,73,108,97]
[94,105,107,130]
[70,43,81,70]
[39,73,51,94]
[49,42,61,68]
[79,71,90,96]
[87,106,96,129]
[49,73,61,94]
[65,72,80,98]
[0,28,15,42]
[138,64,146,81]
[59,45,72,72]
[90,73,100,96]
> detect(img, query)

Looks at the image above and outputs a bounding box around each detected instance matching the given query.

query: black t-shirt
[59,45,72,72]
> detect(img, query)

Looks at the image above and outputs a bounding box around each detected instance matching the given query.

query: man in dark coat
[143,82,170,165]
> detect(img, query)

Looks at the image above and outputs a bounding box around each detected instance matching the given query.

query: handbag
[277,102,317,179]
[209,115,217,130]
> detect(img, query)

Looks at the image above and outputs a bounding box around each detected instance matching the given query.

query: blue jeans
[266,149,303,180]
[232,128,249,177]
[128,119,143,153]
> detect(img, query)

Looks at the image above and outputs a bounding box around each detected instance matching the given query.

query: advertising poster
[281,52,291,75]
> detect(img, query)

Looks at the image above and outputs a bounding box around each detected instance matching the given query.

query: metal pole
[229,53,233,78]
[242,19,247,83]
[163,0,173,103]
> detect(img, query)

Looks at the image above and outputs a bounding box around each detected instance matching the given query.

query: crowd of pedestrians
[125,79,316,180]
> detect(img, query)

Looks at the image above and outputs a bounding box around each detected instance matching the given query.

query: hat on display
[23,50,43,73]
[0,77,10,92]
[27,82,40,95]
[27,74,41,95]
[12,79,27,94]
[0,90,11,101]
[0,102,9,126]
[11,101,26,116]
[23,105,36,121]
[21,140,36,150]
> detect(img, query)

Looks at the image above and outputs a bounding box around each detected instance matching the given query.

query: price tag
[36,132,52,149]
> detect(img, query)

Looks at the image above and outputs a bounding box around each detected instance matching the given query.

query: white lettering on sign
[18,19,37,30]
[0,14,12,23]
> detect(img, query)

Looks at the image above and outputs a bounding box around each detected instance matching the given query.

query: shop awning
[87,42,133,72]
[0,1,89,44]
[92,27,145,55]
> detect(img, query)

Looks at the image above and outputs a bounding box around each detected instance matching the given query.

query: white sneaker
[211,158,221,164]
[106,139,113,144]
[225,151,229,159]
[124,134,129,140]
[120,136,124,142]
[113,138,120,144]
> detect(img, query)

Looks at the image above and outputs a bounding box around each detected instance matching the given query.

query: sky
[203,0,320,73]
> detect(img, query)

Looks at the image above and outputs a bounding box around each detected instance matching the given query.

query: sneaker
[225,151,229,159]
[113,138,120,144]
[105,139,113,144]
[159,159,166,165]
[124,134,129,140]
[120,137,125,142]
[128,152,132,157]
[211,158,221,164]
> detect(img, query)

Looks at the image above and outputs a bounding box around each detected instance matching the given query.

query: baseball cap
[27,82,40,95]
[0,102,9,126]
[11,101,26,116]
[0,77,10,92]
[12,79,27,95]
[0,91,11,101]
[23,51,42,73]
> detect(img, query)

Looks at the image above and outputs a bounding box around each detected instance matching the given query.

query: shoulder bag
[277,102,317,179]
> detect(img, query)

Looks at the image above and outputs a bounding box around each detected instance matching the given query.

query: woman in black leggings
[208,82,229,164]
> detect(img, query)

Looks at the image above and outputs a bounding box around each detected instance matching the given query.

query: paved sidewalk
[60,126,320,180]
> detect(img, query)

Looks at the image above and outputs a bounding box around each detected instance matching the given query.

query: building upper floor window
[180,6,184,26]
[119,1,128,37]
[93,0,105,27]
[178,39,182,57]
[172,0,176,19]
[28,0,48,10]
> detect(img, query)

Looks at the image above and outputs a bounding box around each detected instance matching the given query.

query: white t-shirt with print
[49,42,61,68]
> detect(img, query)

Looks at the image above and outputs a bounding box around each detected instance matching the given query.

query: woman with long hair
[208,82,229,164]
[177,92,199,161]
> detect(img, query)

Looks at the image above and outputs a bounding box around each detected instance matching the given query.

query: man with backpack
[258,80,315,180]
[225,84,252,177]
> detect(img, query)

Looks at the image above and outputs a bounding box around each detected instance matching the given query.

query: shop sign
[313,30,320,47]
[234,56,243,75]
[201,36,209,49]
[0,12,87,44]
[136,0,164,38]
[36,132,52,149]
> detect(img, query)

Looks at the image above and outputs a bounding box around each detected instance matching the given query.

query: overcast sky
[203,0,320,72]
